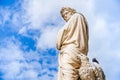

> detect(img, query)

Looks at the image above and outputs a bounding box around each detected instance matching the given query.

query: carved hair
[60,7,76,18]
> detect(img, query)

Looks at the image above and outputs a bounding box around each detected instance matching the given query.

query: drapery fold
[56,13,88,55]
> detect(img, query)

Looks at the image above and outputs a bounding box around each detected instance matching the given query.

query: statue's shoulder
[68,13,85,23]
[72,13,84,19]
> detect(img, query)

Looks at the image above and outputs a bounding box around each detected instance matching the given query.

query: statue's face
[62,10,73,22]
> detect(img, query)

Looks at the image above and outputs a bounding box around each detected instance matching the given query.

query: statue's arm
[56,28,65,50]
[78,14,89,54]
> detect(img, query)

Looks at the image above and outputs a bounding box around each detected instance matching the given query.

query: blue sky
[0,0,120,80]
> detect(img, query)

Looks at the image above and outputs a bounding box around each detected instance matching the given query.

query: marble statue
[56,7,105,80]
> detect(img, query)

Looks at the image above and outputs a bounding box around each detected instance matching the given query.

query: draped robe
[56,13,95,80]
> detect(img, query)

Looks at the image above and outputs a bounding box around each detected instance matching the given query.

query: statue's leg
[58,52,81,80]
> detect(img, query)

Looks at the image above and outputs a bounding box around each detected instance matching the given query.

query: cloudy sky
[0,0,120,80]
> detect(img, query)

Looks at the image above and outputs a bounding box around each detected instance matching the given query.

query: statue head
[60,7,76,22]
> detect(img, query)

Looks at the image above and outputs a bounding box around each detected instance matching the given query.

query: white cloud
[19,27,27,34]
[92,16,109,39]
[21,0,95,30]
[0,39,24,79]
[0,39,37,79]
[11,12,21,27]
[37,26,60,50]
[0,37,58,80]
[0,8,11,26]
[22,0,59,29]
[0,6,23,31]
